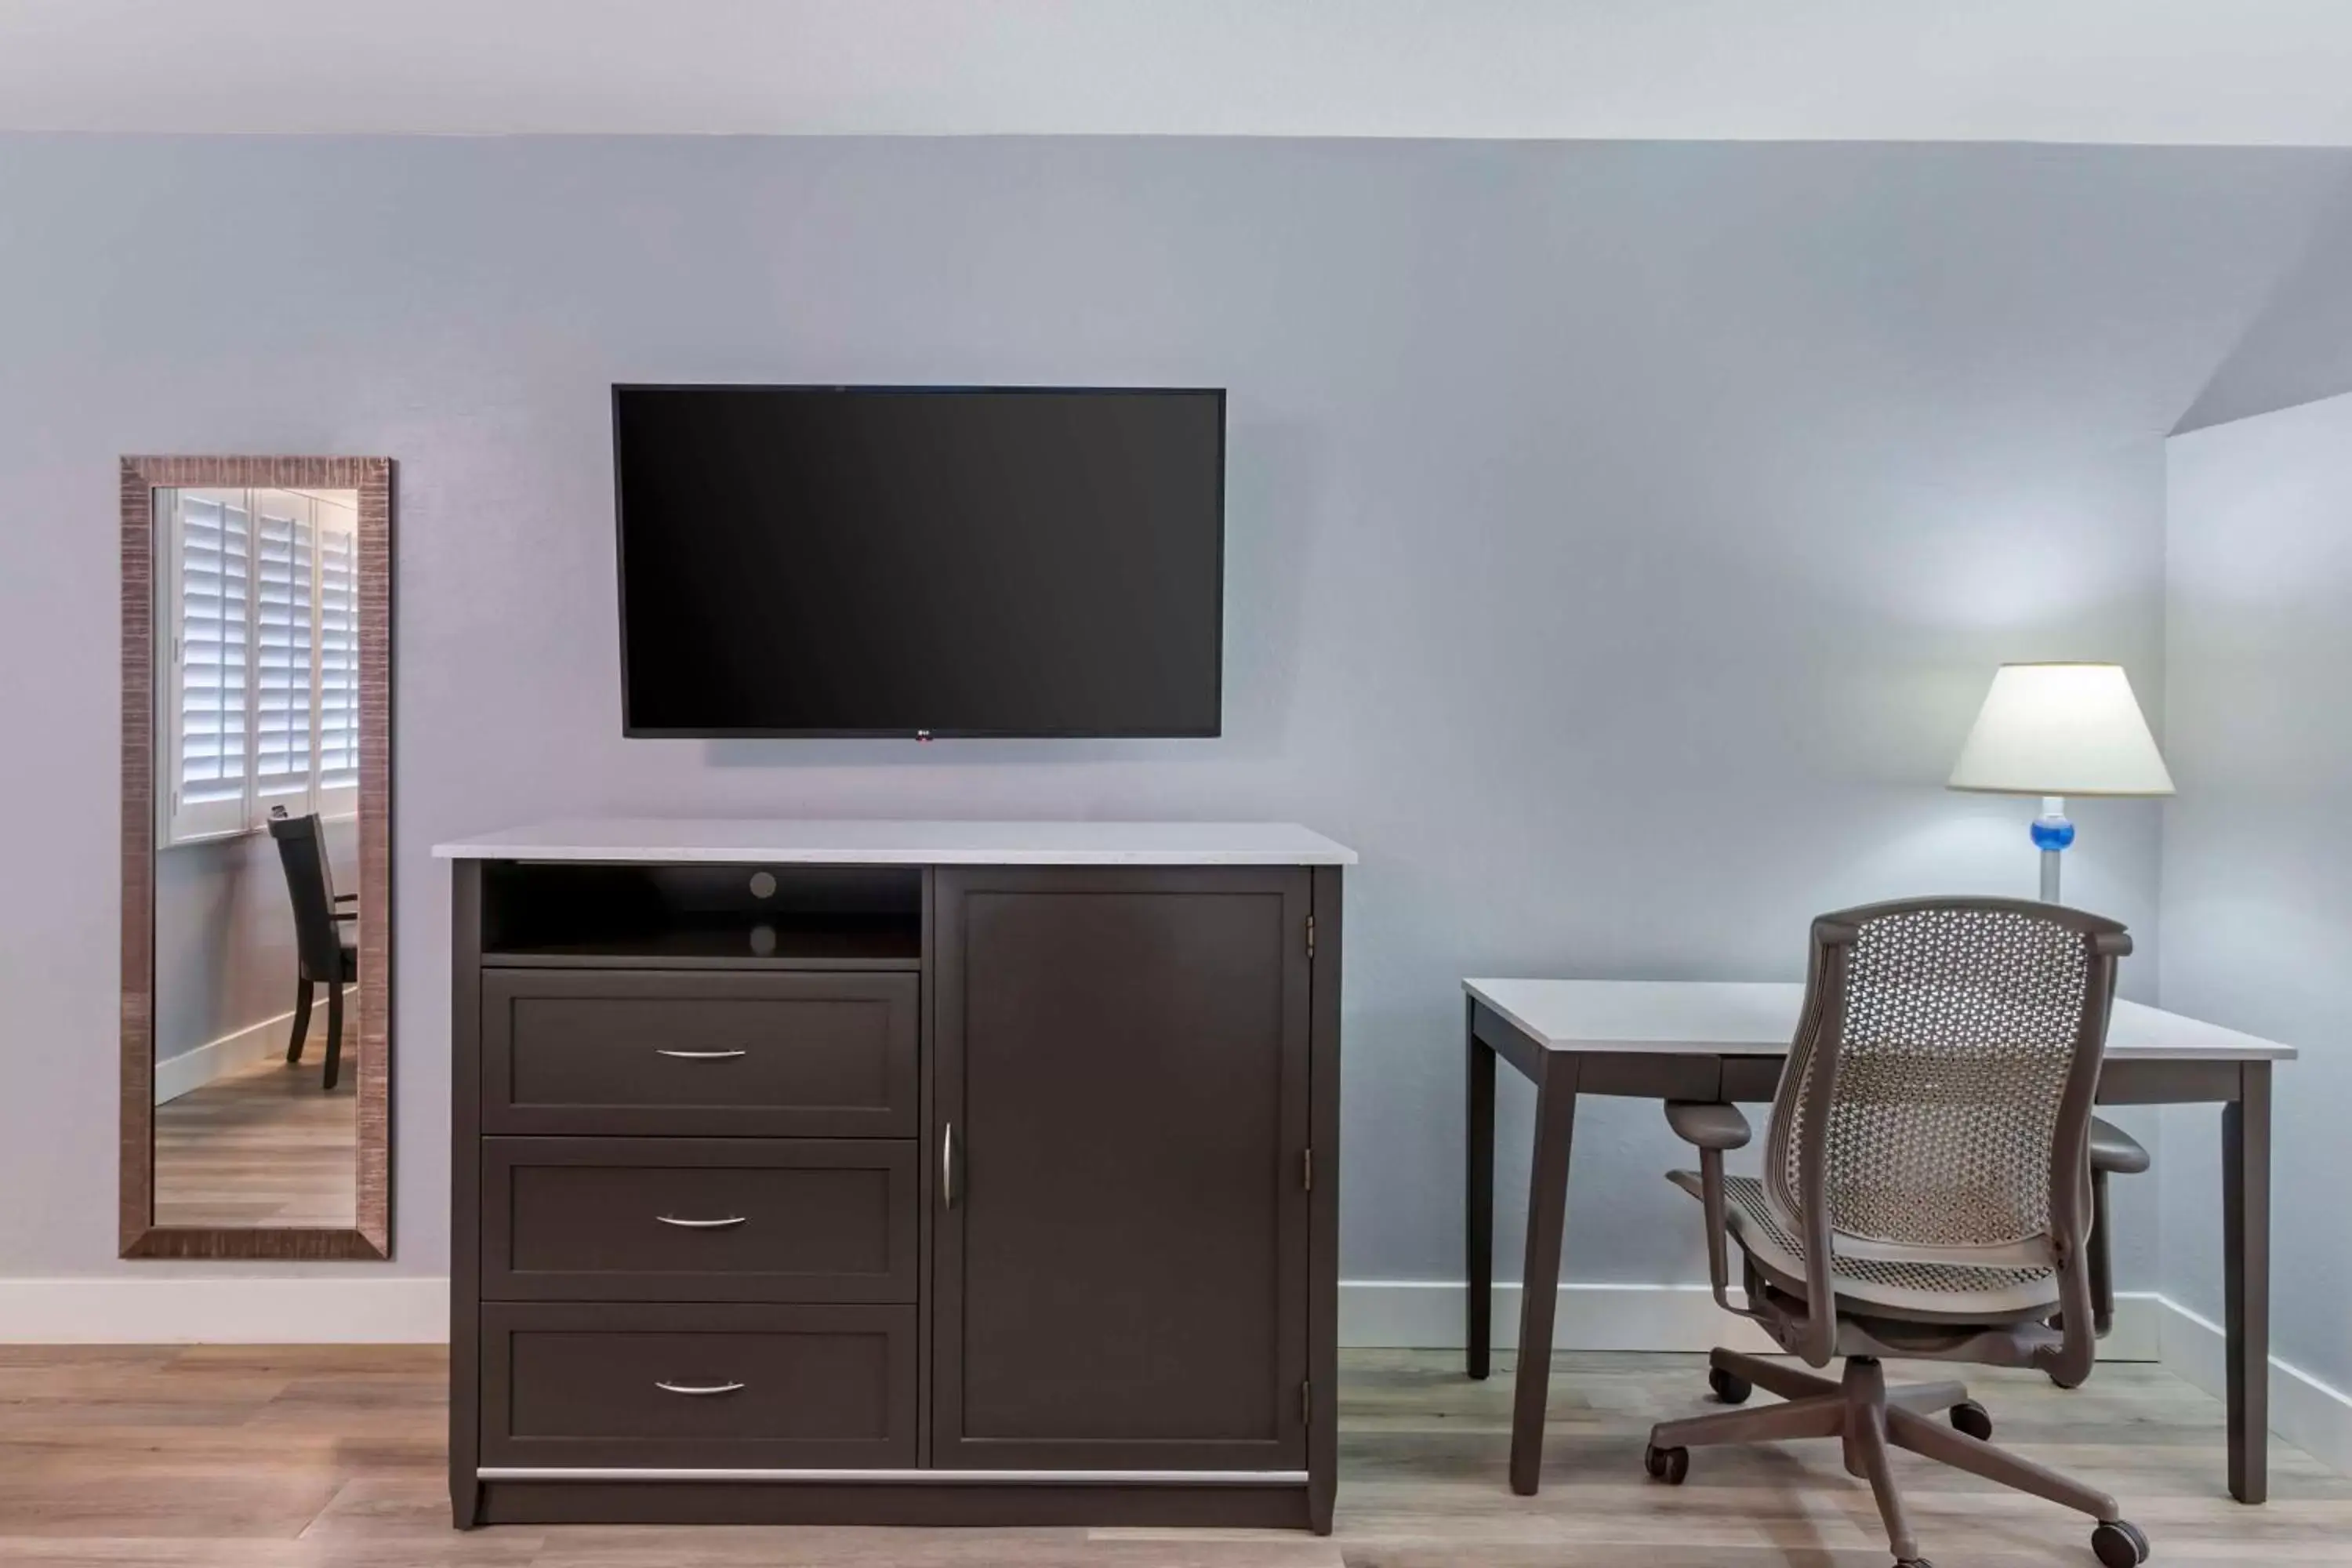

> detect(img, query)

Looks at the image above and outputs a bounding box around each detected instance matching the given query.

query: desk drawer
[482,971,917,1137]
[481,1302,917,1468]
[482,1138,916,1303]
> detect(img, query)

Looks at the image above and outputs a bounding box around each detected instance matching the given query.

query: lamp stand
[2031,793,2075,904]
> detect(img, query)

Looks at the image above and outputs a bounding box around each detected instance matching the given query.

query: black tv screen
[614,385,1225,737]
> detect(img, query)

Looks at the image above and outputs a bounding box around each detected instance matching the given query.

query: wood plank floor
[152,1047,358,1229]
[0,1346,2341,1565]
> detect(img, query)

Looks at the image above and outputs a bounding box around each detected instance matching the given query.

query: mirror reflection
[151,485,365,1229]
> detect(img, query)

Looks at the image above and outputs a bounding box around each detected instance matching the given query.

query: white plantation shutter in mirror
[168,490,252,840]
[160,486,362,845]
[314,498,361,810]
[252,491,316,811]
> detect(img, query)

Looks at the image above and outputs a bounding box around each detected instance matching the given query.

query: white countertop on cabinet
[432,818,1359,866]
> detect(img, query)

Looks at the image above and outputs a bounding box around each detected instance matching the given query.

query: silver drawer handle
[655,1048,746,1061]
[656,1214,747,1229]
[654,1381,746,1396]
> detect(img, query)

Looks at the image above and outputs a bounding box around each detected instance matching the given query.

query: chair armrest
[1666,1101,1762,1326]
[2089,1116,2150,1177]
[1665,1101,1752,1152]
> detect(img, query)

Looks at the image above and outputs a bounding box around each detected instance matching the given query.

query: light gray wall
[2161,390,2352,1396]
[3,135,2347,1287]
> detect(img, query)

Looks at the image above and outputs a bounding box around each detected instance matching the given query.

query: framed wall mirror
[120,456,394,1258]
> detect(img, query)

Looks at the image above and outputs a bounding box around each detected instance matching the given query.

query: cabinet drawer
[481,1303,917,1468]
[482,1138,916,1303]
[482,970,917,1137]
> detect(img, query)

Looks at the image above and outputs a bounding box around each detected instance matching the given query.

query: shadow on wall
[2174,169,2352,434]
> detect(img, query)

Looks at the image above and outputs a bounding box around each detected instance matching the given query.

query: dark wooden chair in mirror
[269,808,358,1091]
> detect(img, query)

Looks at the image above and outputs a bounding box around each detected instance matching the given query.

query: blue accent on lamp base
[2032,802,2073,904]
[2031,813,2076,852]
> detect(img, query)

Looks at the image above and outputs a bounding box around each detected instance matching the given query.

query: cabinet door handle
[942,1120,958,1209]
[655,1048,746,1061]
[654,1381,746,1396]
[655,1214,747,1229]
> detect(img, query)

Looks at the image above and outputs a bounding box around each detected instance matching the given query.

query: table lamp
[1947,662,2175,904]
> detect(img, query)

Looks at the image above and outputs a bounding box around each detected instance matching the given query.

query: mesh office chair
[1648,897,2148,1568]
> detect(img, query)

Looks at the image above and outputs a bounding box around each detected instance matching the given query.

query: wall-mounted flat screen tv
[614,384,1225,737]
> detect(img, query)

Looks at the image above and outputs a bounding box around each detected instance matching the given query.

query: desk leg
[2223,1062,2272,1505]
[1509,1054,1580,1497]
[1466,1000,1496,1379]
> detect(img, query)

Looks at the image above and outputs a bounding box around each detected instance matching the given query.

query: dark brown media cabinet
[441,822,1352,1533]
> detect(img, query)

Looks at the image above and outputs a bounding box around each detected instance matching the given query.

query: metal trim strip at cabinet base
[480,1468,1312,1484]
[475,1478,1317,1530]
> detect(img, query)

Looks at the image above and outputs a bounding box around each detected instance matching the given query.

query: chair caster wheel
[1708,1366,1753,1405]
[2092,1520,2150,1566]
[1642,1443,1689,1485]
[1948,1399,1992,1441]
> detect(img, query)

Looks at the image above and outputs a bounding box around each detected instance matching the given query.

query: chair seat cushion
[1671,1171,2060,1323]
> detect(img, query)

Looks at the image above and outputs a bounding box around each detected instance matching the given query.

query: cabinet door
[931,867,1312,1472]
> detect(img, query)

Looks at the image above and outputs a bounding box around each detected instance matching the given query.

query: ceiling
[5,0,2351,143]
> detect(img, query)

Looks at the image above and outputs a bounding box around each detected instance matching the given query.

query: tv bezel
[612,383,1228,740]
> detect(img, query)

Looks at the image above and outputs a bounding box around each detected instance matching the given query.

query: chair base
[1646,1349,2144,1568]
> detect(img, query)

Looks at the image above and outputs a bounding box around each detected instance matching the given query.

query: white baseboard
[2156,1295,2352,1478]
[153,1009,297,1104]
[0,1277,447,1344]
[1338,1279,2163,1362]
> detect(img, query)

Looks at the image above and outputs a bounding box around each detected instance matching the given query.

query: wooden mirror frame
[120,456,394,1258]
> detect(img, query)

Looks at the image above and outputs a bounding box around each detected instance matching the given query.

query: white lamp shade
[1947,663,2175,797]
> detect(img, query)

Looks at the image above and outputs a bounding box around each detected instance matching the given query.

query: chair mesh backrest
[1767,904,2096,1254]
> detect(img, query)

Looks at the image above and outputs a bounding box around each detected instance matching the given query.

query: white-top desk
[1461,978,2293,1502]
